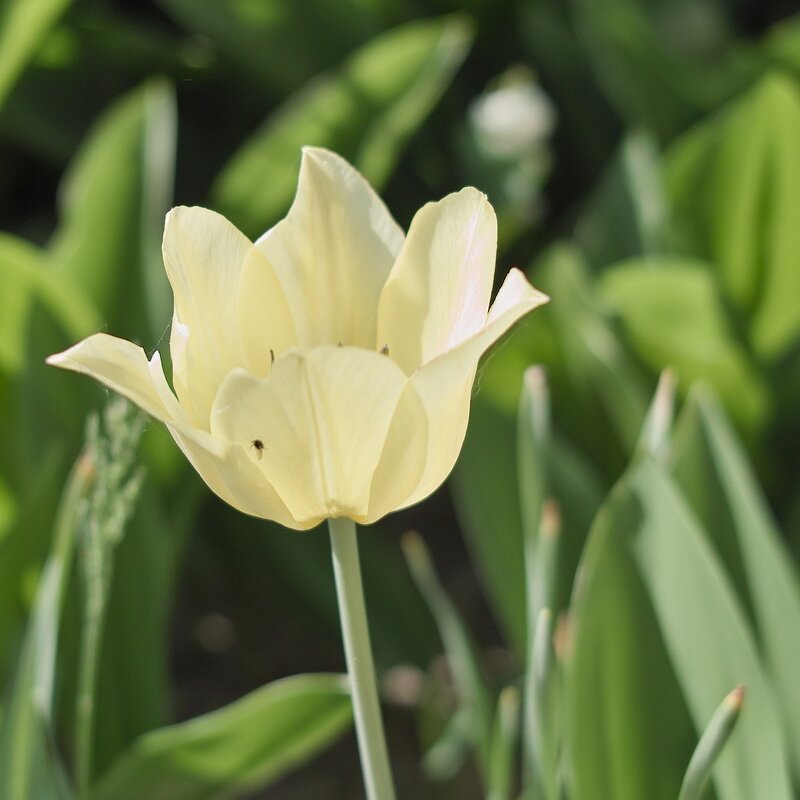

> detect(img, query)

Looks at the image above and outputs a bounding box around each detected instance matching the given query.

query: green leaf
[572,456,794,800]
[569,0,754,139]
[0,447,67,689]
[0,233,101,374]
[635,369,677,463]
[0,0,71,110]
[524,607,559,800]
[576,131,672,267]
[537,246,651,456]
[517,367,554,620]
[666,73,800,359]
[211,15,473,238]
[156,0,379,92]
[137,81,178,341]
[671,389,800,782]
[0,477,15,540]
[87,477,201,777]
[566,470,694,800]
[600,257,769,430]
[452,395,527,653]
[49,80,176,340]
[487,687,521,800]
[764,14,800,78]
[0,449,91,800]
[92,674,353,800]
[402,532,493,780]
[678,686,745,800]
[453,247,638,654]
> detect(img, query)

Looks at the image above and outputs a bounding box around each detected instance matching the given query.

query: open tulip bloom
[48,147,548,799]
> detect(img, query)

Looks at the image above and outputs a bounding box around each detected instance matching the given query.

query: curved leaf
[92,674,353,800]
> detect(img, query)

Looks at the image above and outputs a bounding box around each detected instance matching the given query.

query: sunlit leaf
[0,234,100,375]
[666,73,800,359]
[49,80,176,341]
[671,390,800,782]
[211,15,472,238]
[92,674,353,800]
[571,456,794,800]
[600,258,769,430]
[0,0,71,109]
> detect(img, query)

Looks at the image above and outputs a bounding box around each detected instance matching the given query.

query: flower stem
[328,517,396,800]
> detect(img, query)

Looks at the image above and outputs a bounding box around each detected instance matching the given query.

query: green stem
[75,573,109,799]
[328,517,396,800]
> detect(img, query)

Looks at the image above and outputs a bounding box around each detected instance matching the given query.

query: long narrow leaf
[0,449,92,800]
[403,531,493,779]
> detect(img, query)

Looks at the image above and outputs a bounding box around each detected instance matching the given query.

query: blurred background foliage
[1,0,800,798]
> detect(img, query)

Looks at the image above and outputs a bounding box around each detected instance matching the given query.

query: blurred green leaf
[402,531,493,780]
[422,705,472,782]
[453,246,641,654]
[519,0,618,186]
[92,673,353,800]
[524,607,559,800]
[576,131,672,266]
[0,449,91,800]
[566,469,693,800]
[49,79,176,340]
[156,0,379,92]
[0,233,100,374]
[671,389,800,781]
[487,686,520,800]
[138,81,177,341]
[765,14,800,77]
[211,15,473,238]
[569,0,754,139]
[88,478,201,778]
[600,258,769,430]
[517,367,552,619]
[666,73,800,359]
[678,686,745,800]
[0,446,66,686]
[588,457,793,800]
[537,246,651,455]
[0,0,70,110]
[636,369,677,463]
[0,476,15,539]
[453,394,526,651]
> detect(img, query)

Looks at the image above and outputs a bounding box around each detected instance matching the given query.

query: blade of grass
[402,531,493,780]
[678,686,745,800]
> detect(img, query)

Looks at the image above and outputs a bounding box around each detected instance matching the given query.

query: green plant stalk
[678,685,745,800]
[329,517,396,800]
[75,567,112,799]
[1,449,93,800]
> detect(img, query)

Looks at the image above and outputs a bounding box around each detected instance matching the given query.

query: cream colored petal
[210,346,409,526]
[236,246,298,378]
[165,422,302,530]
[402,269,549,507]
[256,148,404,348]
[46,333,175,423]
[163,206,253,422]
[377,188,497,374]
[362,381,428,524]
[46,333,300,528]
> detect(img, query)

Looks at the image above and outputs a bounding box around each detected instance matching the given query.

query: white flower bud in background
[469,68,556,162]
